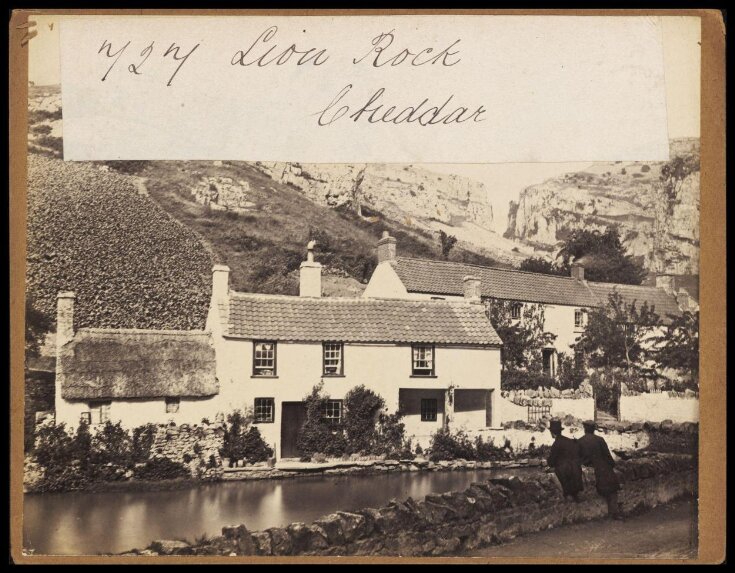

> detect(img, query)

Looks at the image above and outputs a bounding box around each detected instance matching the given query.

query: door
[542,348,555,377]
[280,401,307,459]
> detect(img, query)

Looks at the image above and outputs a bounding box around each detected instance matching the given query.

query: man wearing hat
[546,419,584,501]
[578,420,622,520]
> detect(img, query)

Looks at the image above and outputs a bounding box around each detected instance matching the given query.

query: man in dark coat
[547,419,584,501]
[578,420,622,520]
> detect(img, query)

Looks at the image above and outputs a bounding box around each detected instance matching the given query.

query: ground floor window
[87,401,111,425]
[254,397,275,423]
[165,397,180,414]
[323,400,343,426]
[421,398,438,422]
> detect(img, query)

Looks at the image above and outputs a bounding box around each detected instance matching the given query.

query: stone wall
[132,453,696,556]
[150,423,225,481]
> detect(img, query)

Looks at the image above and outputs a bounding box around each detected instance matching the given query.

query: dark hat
[549,419,563,433]
[582,420,597,431]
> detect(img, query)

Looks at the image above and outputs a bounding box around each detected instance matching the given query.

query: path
[464,497,698,559]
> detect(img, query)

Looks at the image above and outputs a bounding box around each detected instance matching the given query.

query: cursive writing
[231,26,329,67]
[353,30,462,67]
[97,39,199,86]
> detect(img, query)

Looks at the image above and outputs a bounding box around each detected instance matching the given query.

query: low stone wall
[500,388,594,423]
[130,453,696,557]
[620,393,699,423]
[150,423,225,480]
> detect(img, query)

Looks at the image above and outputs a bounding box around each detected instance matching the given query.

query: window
[323,400,343,426]
[574,308,586,329]
[421,399,438,422]
[165,397,180,414]
[511,303,522,320]
[412,345,435,376]
[88,401,111,425]
[253,341,277,376]
[323,342,344,376]
[254,398,275,423]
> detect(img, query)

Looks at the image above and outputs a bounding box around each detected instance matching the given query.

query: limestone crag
[505,139,700,275]
[253,162,494,232]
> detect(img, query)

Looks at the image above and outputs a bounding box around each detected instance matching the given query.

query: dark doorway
[280,401,307,459]
[542,348,555,377]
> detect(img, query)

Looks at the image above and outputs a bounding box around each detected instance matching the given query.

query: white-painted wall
[620,394,699,423]
[550,398,595,420]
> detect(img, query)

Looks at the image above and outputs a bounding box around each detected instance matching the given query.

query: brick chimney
[570,263,585,281]
[377,231,397,264]
[211,264,230,301]
[56,291,76,347]
[463,276,482,303]
[300,240,322,297]
[656,274,676,294]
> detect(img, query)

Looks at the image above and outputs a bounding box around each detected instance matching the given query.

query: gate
[528,404,551,423]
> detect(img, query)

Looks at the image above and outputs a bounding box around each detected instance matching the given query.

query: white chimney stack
[56,291,76,347]
[377,231,397,264]
[656,274,676,294]
[211,264,230,301]
[571,263,585,281]
[300,241,322,297]
[462,276,482,303]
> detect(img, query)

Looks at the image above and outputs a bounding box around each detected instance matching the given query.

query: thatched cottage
[54,243,504,456]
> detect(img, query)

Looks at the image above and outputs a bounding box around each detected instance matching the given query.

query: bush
[428,427,476,461]
[34,423,75,475]
[296,383,348,457]
[474,435,510,462]
[501,369,556,391]
[557,353,586,390]
[374,411,408,457]
[92,421,133,467]
[221,411,274,463]
[343,385,385,454]
[133,458,190,480]
[132,423,158,463]
[240,426,273,463]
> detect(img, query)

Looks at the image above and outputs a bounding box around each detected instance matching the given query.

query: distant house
[53,244,504,456]
[363,232,690,378]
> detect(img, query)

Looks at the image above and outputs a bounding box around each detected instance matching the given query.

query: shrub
[296,383,348,457]
[428,427,476,461]
[557,353,586,390]
[240,426,273,463]
[374,411,408,457]
[501,369,556,391]
[132,423,158,463]
[133,458,190,480]
[92,421,133,467]
[474,435,510,462]
[343,385,385,454]
[34,423,75,474]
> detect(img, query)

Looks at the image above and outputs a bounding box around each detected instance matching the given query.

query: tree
[574,290,661,371]
[343,385,385,454]
[438,230,457,260]
[557,227,646,285]
[650,311,699,388]
[25,295,52,360]
[518,257,568,276]
[485,300,555,371]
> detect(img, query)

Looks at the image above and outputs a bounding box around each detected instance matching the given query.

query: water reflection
[24,468,536,555]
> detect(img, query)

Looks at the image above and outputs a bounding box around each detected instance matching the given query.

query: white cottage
[53,243,505,457]
[364,231,690,378]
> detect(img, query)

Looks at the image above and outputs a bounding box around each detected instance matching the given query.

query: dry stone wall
[131,452,696,557]
[150,423,225,481]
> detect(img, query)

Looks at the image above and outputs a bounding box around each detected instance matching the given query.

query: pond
[23,467,538,556]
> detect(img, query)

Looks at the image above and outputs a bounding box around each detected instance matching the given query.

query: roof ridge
[228,291,482,306]
[395,256,580,281]
[77,328,209,336]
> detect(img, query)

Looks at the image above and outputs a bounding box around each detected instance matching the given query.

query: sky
[28,15,700,232]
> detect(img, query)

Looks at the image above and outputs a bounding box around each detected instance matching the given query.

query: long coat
[577,433,620,495]
[547,435,584,497]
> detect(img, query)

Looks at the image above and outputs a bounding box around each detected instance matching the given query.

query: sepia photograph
[10,10,725,564]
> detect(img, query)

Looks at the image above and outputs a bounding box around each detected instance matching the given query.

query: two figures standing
[546,419,622,520]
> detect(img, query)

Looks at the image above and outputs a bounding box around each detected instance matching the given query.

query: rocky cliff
[253,162,494,234]
[505,139,700,275]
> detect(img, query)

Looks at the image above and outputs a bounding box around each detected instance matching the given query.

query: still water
[24,468,535,556]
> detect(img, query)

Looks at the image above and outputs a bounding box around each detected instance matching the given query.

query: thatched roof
[59,329,217,400]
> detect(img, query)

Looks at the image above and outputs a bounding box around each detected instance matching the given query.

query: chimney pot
[300,242,322,297]
[462,275,482,303]
[377,232,397,264]
[571,264,585,281]
[212,265,230,301]
[56,291,76,347]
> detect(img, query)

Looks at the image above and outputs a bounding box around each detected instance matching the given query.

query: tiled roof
[60,329,218,400]
[220,293,502,346]
[390,257,682,320]
[391,258,600,307]
[586,282,683,320]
